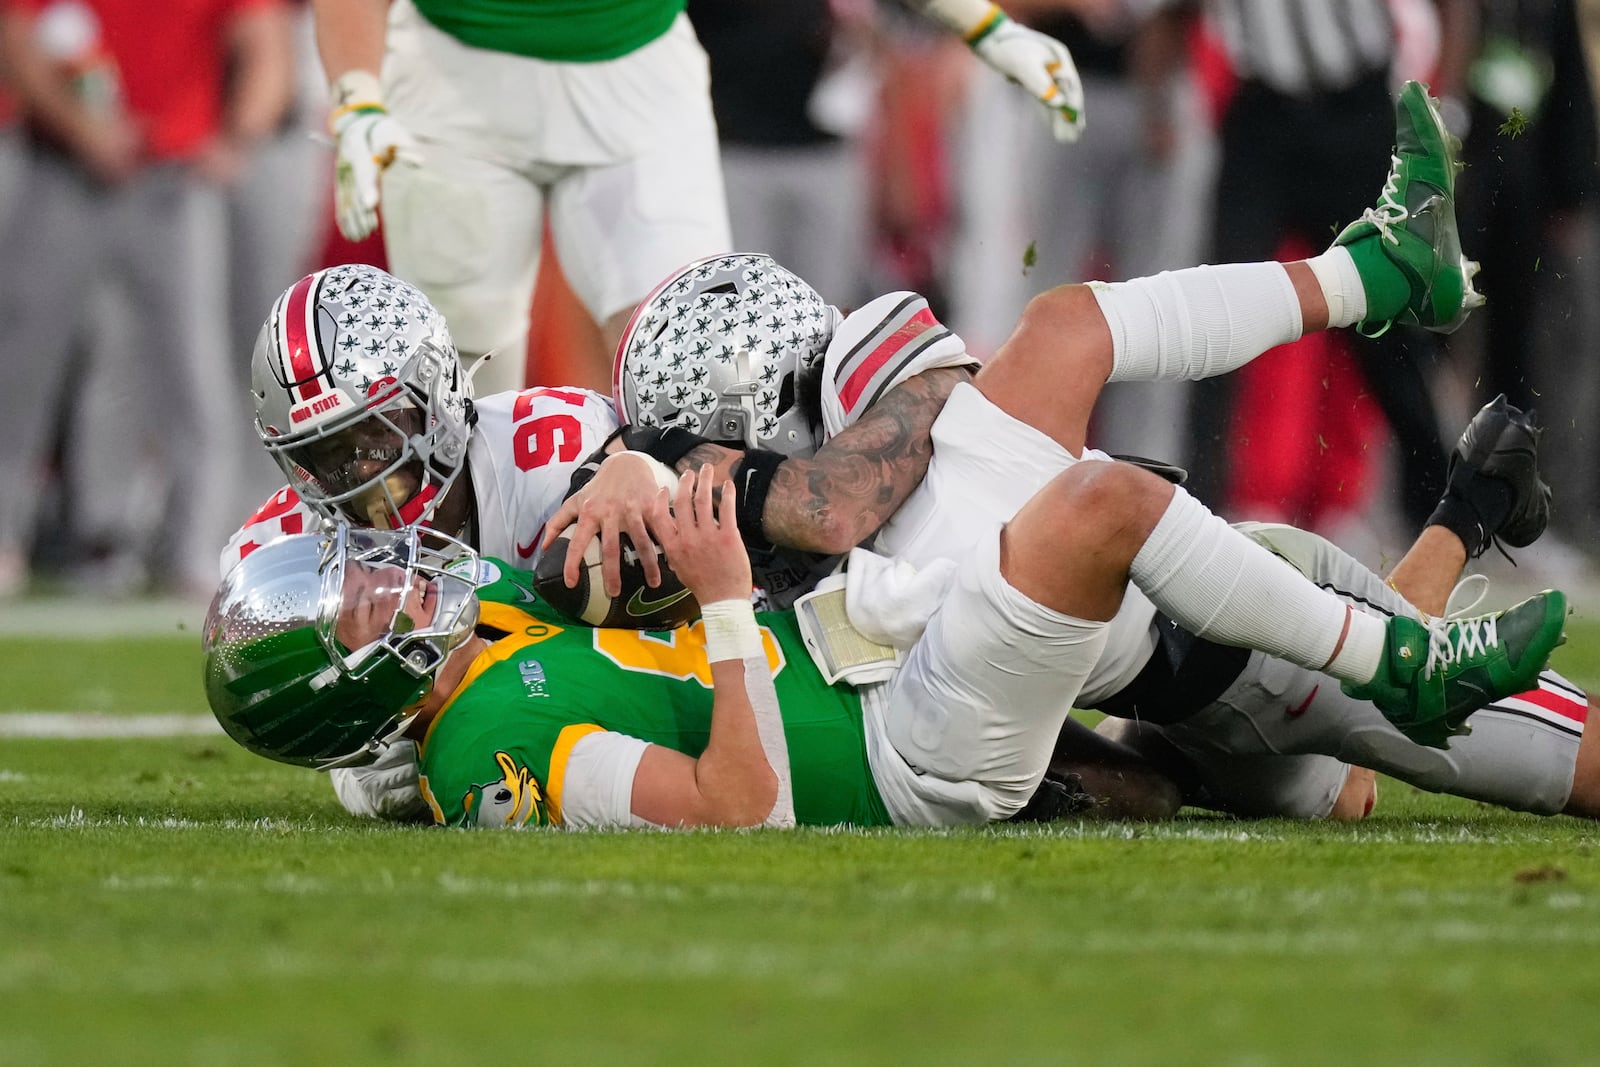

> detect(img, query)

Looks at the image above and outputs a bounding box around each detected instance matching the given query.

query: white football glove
[328,70,418,241]
[970,13,1087,143]
[328,739,430,822]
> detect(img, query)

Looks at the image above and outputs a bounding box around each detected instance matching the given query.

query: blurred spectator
[224,0,332,505]
[0,0,292,597]
[949,0,1214,464]
[690,0,877,307]
[1186,0,1464,537]
[0,86,22,228]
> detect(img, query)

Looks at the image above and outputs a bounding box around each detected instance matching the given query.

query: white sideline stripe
[0,713,221,738]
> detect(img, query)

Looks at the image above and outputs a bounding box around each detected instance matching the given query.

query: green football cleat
[1334,80,1485,336]
[1344,589,1568,748]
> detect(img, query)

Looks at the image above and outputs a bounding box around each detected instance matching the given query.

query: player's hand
[971,14,1086,142]
[543,452,675,596]
[649,466,751,606]
[331,105,418,241]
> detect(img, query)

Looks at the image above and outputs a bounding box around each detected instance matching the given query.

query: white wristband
[701,599,762,663]
[329,69,385,110]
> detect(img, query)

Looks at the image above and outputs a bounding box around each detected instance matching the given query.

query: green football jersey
[417,560,892,829]
[410,0,686,63]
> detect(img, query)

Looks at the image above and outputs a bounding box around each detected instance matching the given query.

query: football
[532,525,699,629]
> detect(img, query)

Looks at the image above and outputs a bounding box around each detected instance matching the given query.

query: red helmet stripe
[280,272,324,403]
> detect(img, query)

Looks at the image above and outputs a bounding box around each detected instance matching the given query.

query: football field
[4,606,1600,1065]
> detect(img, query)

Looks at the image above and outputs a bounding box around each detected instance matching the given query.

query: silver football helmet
[613,253,835,458]
[251,264,473,528]
[202,524,482,769]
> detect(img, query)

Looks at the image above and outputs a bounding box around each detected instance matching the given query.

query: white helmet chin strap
[461,347,498,389]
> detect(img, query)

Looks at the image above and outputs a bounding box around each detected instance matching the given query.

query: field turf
[3,620,1600,1065]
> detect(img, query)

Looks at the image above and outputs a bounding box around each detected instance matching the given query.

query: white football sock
[1092,262,1303,383]
[1304,246,1369,329]
[1129,489,1385,685]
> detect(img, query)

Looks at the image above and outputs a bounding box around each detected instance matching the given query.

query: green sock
[1342,233,1409,324]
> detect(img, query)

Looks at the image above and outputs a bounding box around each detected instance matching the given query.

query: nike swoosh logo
[627,585,694,618]
[516,524,546,559]
[1286,685,1319,719]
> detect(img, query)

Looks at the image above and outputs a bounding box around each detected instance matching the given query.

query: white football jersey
[219,487,324,578]
[223,297,965,582]
[221,386,619,578]
[751,292,979,609]
[466,386,619,566]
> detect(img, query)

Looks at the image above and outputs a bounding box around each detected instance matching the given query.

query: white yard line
[0,713,221,738]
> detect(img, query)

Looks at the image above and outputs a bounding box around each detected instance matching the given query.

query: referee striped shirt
[1209,0,1398,96]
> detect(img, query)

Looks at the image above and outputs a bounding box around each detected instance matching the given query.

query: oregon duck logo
[462,751,548,828]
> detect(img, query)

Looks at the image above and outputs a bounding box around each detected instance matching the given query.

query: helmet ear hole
[775,372,795,417]
[795,359,824,428]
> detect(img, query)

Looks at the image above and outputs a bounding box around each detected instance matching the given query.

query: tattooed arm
[752,366,970,554]
[544,367,971,581]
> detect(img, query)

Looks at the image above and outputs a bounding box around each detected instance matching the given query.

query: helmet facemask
[264,340,470,529]
[203,524,483,769]
[253,265,474,530]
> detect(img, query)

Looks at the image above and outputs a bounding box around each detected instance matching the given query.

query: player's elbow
[695,762,780,828]
[697,780,777,831]
[804,510,869,557]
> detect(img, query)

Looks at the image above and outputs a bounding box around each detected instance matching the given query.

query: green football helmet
[202,524,482,768]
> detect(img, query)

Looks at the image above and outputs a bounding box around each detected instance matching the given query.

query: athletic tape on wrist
[329,69,384,108]
[701,599,763,663]
[733,449,785,555]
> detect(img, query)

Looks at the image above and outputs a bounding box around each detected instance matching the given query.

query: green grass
[1,636,203,712]
[4,626,1600,1064]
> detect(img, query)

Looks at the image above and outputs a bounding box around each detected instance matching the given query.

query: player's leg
[547,20,732,388]
[1096,715,1367,820]
[1176,523,1588,818]
[974,82,1478,460]
[877,525,1111,823]
[0,151,101,585]
[381,153,544,398]
[380,4,547,396]
[880,377,1566,748]
[1564,716,1600,817]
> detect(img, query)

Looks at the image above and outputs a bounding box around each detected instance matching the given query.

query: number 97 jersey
[468,386,620,569]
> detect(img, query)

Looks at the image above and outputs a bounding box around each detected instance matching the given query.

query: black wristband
[564,443,608,500]
[563,425,635,500]
[733,448,786,556]
[618,424,713,468]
